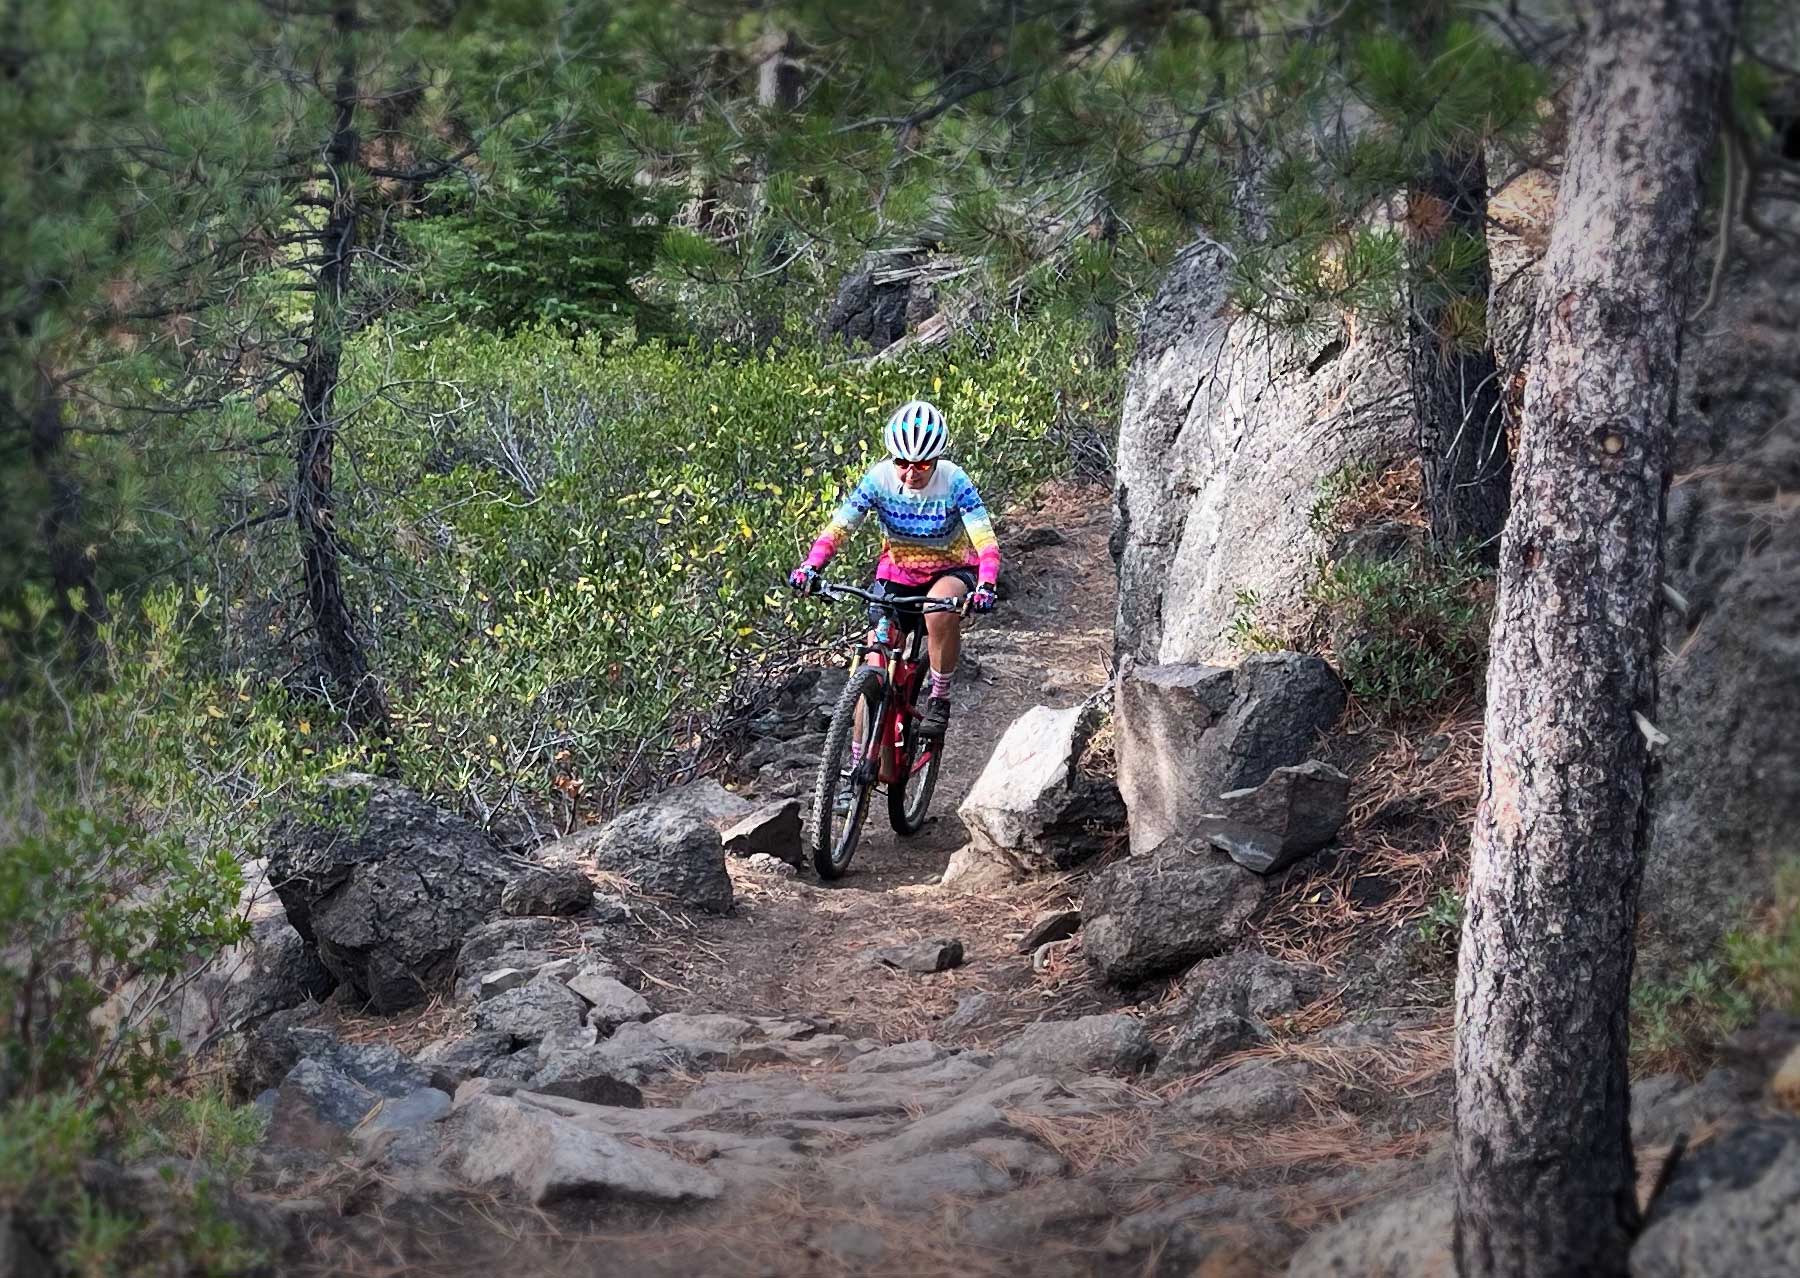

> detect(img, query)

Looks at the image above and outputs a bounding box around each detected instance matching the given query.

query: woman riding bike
[788,399,1000,743]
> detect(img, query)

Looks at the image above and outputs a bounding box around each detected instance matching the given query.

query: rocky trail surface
[190,480,1800,1278]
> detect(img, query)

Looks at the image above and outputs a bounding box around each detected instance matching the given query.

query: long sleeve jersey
[803,459,1001,588]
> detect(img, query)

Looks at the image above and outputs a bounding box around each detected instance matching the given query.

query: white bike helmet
[883,399,949,463]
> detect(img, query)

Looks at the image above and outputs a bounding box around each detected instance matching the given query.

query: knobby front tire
[888,672,942,836]
[808,664,886,880]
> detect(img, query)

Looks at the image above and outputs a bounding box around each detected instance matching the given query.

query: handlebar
[803,580,970,613]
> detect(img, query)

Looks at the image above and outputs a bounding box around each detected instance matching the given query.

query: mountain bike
[798,581,968,880]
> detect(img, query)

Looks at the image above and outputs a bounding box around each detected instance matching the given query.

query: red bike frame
[862,637,931,786]
[818,580,962,791]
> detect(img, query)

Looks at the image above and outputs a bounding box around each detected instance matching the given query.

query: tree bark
[294,2,388,736]
[1407,145,1511,558]
[1453,3,1739,1276]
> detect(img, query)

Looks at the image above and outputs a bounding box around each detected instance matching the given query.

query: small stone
[573,976,654,1034]
[413,1030,515,1089]
[588,893,633,925]
[867,938,965,973]
[942,992,1000,1035]
[1011,526,1067,552]
[500,864,595,917]
[1772,1045,1800,1114]
[721,799,804,865]
[1016,908,1081,954]
[563,960,625,1002]
[478,968,534,1000]
[473,976,589,1045]
[744,852,797,877]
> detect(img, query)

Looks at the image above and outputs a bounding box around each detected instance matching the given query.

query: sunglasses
[894,458,936,473]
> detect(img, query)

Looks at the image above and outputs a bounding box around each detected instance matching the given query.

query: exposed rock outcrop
[1082,839,1267,984]
[1640,221,1800,973]
[1112,240,1413,668]
[1115,654,1345,852]
[1205,760,1351,874]
[547,787,737,914]
[956,699,1123,875]
[269,775,513,1012]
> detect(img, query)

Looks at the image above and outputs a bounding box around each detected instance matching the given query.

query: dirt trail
[281,478,1465,1278]
[631,479,1124,1045]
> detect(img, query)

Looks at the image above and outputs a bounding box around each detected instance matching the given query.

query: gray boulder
[721,799,804,865]
[266,1059,378,1149]
[866,938,965,974]
[1206,760,1352,874]
[473,976,590,1045]
[499,864,594,917]
[1116,655,1346,852]
[413,1030,516,1090]
[956,701,1124,874]
[996,1014,1154,1077]
[1286,1183,1454,1278]
[454,917,567,999]
[550,797,733,914]
[1160,949,1325,1076]
[568,973,653,1033]
[448,1094,720,1206]
[1082,840,1267,984]
[1112,238,1413,670]
[1634,1117,1800,1277]
[268,775,512,1012]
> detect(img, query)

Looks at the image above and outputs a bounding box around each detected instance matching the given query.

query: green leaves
[332,317,1112,817]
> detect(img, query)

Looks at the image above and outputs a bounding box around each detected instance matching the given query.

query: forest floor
[271,481,1472,1278]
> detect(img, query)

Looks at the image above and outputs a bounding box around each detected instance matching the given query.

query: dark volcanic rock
[269,775,511,1012]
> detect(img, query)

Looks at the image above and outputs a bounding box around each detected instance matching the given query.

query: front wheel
[808,664,886,879]
[888,672,943,835]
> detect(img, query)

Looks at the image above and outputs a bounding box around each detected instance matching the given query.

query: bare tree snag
[1452,2,1740,1276]
[294,2,388,736]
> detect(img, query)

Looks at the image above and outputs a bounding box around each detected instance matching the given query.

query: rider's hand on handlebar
[968,582,997,613]
[789,565,820,595]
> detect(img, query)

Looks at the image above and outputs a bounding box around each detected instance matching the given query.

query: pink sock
[850,742,865,765]
[930,669,953,699]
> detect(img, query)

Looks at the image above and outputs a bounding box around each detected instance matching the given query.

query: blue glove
[969,582,997,613]
[789,565,819,594]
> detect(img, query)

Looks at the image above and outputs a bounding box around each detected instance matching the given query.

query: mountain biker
[788,399,1000,743]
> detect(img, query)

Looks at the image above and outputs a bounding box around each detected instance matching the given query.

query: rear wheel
[808,664,886,879]
[888,672,943,835]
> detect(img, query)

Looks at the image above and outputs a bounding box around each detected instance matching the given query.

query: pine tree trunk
[294,2,388,737]
[1453,3,1739,1275]
[1407,145,1510,558]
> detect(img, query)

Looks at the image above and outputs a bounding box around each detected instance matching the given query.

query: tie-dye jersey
[804,459,1001,587]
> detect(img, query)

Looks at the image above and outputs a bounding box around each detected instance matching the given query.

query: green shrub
[1632,959,1757,1073]
[1307,460,1385,535]
[1417,886,1465,948]
[1724,859,1800,1013]
[0,592,309,1274]
[1306,551,1493,715]
[327,318,1117,817]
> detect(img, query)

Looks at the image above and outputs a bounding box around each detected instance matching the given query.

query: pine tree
[1453,0,1741,1271]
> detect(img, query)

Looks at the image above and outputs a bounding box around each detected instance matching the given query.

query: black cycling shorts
[866,568,978,637]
